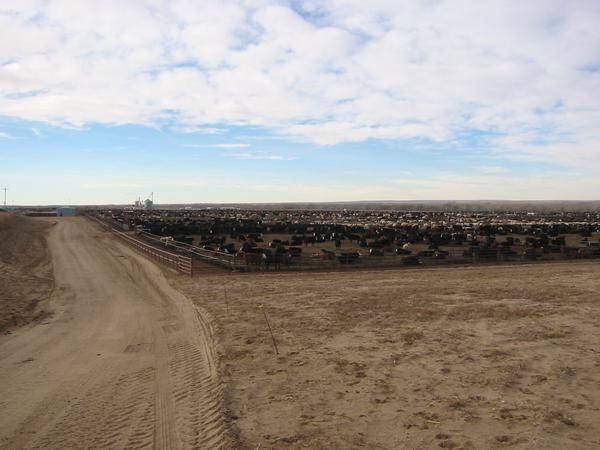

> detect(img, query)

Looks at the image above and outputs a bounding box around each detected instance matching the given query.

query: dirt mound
[0,213,54,333]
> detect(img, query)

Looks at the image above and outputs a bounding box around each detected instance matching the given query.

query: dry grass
[174,261,600,449]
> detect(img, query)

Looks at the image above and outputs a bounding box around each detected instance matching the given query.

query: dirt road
[0,217,228,449]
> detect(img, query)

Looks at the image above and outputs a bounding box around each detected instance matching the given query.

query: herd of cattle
[91,208,600,270]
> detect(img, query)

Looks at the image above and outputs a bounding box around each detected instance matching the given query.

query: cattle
[523,248,540,260]
[320,249,335,260]
[97,207,600,273]
[499,247,518,258]
[338,252,360,264]
[401,255,421,265]
[288,247,302,257]
[561,246,579,258]
[473,247,498,259]
[291,235,304,246]
[241,249,264,268]
[218,243,236,254]
[264,252,292,270]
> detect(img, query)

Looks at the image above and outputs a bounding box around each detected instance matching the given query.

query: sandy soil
[0,213,54,333]
[0,217,229,449]
[175,261,600,449]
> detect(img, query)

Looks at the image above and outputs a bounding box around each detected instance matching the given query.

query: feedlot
[92,208,600,272]
[2,211,600,449]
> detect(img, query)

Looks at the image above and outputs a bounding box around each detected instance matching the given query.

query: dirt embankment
[0,213,54,333]
[175,262,600,449]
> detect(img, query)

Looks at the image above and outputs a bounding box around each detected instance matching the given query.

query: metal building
[57,206,77,217]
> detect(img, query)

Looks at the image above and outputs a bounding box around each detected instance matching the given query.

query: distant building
[133,193,154,210]
[57,206,76,217]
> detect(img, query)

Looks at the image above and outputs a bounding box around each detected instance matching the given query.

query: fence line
[136,231,238,269]
[87,214,600,274]
[87,215,193,275]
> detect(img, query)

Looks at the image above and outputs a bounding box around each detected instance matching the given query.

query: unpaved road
[0,217,228,449]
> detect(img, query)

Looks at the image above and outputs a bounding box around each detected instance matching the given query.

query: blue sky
[1,1,599,205]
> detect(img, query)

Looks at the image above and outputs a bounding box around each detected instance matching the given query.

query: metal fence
[136,231,238,270]
[228,247,600,272]
[87,215,193,275]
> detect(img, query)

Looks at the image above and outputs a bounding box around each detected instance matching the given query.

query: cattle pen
[85,211,600,276]
[87,213,237,274]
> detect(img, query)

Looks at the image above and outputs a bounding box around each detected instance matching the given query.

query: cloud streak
[229,150,295,160]
[184,143,250,148]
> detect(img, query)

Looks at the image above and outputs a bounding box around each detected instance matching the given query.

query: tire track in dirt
[153,326,179,450]
[169,338,228,448]
[30,366,156,450]
[0,218,230,449]
[122,230,231,449]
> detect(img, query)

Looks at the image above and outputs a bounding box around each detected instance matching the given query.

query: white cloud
[229,150,295,160]
[81,182,146,189]
[0,132,12,139]
[478,166,510,174]
[184,143,250,148]
[172,126,224,135]
[0,0,599,168]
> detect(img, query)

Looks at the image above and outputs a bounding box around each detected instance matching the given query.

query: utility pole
[1,187,7,207]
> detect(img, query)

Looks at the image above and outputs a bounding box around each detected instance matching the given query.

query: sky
[1,0,600,205]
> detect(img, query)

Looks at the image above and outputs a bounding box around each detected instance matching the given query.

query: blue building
[56,206,76,217]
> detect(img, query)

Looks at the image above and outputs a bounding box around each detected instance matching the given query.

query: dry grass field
[0,213,54,333]
[175,261,600,449]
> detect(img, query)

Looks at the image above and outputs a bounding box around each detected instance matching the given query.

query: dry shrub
[545,410,576,426]
[330,358,368,378]
[402,330,424,345]
[448,396,469,409]
[446,304,543,321]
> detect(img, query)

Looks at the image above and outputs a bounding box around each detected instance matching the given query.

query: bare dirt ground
[175,261,600,449]
[0,213,54,333]
[0,217,229,449]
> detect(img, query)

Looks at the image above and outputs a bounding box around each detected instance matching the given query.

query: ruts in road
[0,217,228,449]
